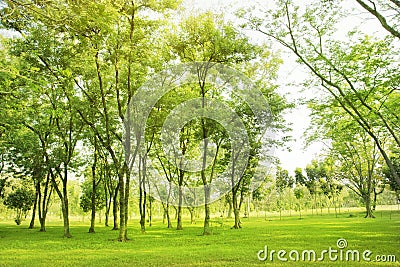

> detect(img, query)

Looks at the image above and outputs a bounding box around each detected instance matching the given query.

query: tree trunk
[279,192,282,221]
[104,183,111,227]
[123,166,130,239]
[333,194,338,218]
[203,185,212,235]
[89,187,96,233]
[227,200,233,218]
[105,204,110,227]
[39,217,46,232]
[364,194,375,218]
[176,187,183,230]
[118,171,127,241]
[147,196,153,227]
[188,207,196,224]
[231,185,241,229]
[372,186,384,211]
[139,186,146,233]
[139,156,146,234]
[112,182,119,230]
[89,152,97,233]
[233,208,241,229]
[29,182,39,229]
[61,196,72,238]
[38,174,52,232]
[299,203,302,219]
[52,168,72,238]
[373,188,378,211]
[165,204,172,228]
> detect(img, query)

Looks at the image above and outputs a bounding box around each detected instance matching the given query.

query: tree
[305,160,326,215]
[79,147,106,233]
[4,187,35,225]
[241,0,400,187]
[324,118,382,218]
[168,12,260,235]
[276,167,294,220]
[294,186,305,219]
[1,0,180,241]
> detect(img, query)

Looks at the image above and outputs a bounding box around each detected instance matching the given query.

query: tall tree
[241,0,400,186]
[1,0,180,241]
[168,12,260,235]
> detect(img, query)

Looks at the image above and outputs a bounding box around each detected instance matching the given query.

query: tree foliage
[4,187,35,225]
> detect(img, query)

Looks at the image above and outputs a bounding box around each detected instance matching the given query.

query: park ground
[0,207,399,266]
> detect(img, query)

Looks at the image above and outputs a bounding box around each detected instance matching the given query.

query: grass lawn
[0,209,399,266]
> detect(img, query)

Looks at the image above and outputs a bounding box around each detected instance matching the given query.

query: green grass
[0,210,399,266]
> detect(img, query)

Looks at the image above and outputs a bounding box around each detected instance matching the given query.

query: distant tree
[276,167,294,220]
[294,186,305,219]
[305,160,326,215]
[4,188,35,225]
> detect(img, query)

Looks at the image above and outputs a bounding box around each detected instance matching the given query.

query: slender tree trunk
[166,203,172,228]
[203,185,212,235]
[89,180,96,233]
[52,168,72,238]
[231,185,241,229]
[319,194,323,215]
[176,187,183,230]
[314,194,317,215]
[118,171,126,241]
[188,207,196,224]
[333,194,338,218]
[279,192,282,221]
[104,190,111,227]
[149,200,152,227]
[29,181,39,229]
[139,156,146,233]
[139,187,146,233]
[112,181,119,230]
[123,166,130,238]
[299,203,302,219]
[373,189,378,211]
[372,186,384,211]
[38,174,52,232]
[89,145,97,233]
[227,200,233,219]
[62,179,72,238]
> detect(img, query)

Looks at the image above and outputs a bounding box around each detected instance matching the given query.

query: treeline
[0,0,399,241]
[0,0,290,240]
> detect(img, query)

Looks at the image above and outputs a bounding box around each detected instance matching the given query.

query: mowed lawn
[0,210,399,267]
